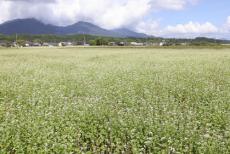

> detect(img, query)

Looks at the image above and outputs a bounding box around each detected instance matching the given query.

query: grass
[0,47,229,153]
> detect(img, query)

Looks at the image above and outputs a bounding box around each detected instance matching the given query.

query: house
[24,41,32,47]
[58,42,64,47]
[75,41,84,46]
[180,42,188,46]
[12,42,18,47]
[24,43,30,47]
[150,43,160,46]
[159,42,166,46]
[143,42,152,46]
[108,42,116,46]
[159,40,167,46]
[59,42,73,47]
[42,42,50,46]
[66,42,72,46]
[48,42,58,47]
[118,42,125,46]
[32,42,41,46]
[130,42,144,46]
[83,43,90,46]
[0,41,6,47]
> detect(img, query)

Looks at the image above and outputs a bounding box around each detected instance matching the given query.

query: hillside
[0,18,148,38]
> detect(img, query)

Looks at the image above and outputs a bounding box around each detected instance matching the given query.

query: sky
[0,0,230,38]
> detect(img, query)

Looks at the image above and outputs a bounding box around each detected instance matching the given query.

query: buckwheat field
[0,47,229,153]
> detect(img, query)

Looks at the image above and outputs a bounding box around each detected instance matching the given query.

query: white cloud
[0,0,199,29]
[151,0,198,10]
[165,21,218,34]
[135,20,222,38]
[78,0,151,29]
[0,1,11,23]
[225,16,230,32]
[227,16,230,25]
[135,20,160,36]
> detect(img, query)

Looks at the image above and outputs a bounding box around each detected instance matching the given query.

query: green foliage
[96,39,102,46]
[89,40,96,46]
[1,33,230,46]
[0,48,229,153]
[16,39,26,46]
[33,39,42,43]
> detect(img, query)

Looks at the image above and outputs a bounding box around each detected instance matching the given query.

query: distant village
[0,40,189,48]
[0,34,228,48]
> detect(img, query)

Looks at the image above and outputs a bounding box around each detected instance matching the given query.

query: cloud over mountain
[0,0,229,38]
[0,0,198,29]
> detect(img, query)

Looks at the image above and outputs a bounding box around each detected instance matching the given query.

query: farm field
[0,47,229,153]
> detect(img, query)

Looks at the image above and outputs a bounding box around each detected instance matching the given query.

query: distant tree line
[0,34,229,47]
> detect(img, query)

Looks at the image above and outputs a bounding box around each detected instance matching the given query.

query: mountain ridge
[0,18,149,38]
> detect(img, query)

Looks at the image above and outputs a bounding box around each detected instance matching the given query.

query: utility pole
[83,35,86,45]
[15,33,19,48]
[83,32,87,46]
[16,33,17,44]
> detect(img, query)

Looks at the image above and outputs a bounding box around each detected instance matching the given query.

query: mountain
[111,28,148,38]
[58,21,116,37]
[0,19,58,35]
[0,18,148,38]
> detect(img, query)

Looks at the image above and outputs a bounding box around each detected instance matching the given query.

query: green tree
[17,39,26,47]
[89,40,96,46]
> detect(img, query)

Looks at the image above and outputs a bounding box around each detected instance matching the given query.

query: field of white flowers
[0,47,229,153]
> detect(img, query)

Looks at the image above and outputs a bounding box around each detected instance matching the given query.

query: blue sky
[157,0,230,26]
[0,0,229,38]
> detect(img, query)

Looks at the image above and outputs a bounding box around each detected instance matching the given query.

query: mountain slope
[0,18,149,38]
[112,28,148,38]
[0,19,58,35]
[58,21,116,36]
